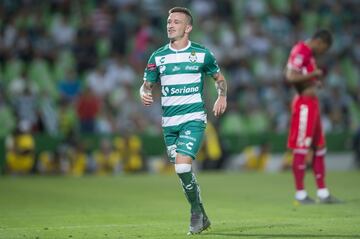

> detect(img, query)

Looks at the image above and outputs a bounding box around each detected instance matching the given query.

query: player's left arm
[212,72,227,117]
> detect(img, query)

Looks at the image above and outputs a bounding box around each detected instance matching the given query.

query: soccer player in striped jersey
[140,7,227,234]
[285,30,341,205]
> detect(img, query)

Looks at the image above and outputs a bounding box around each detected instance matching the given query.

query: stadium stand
[0,0,359,174]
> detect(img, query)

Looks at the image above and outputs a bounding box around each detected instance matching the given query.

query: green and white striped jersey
[143,41,220,128]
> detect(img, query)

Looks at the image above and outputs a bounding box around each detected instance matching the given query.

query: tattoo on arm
[215,79,227,97]
[141,81,154,95]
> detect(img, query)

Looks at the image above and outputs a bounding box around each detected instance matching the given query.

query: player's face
[167,12,192,41]
[315,40,330,55]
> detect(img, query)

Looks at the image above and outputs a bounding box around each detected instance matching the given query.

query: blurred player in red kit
[285,29,341,204]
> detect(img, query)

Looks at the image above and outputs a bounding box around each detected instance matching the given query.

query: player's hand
[140,93,153,106]
[213,96,227,117]
[312,69,323,77]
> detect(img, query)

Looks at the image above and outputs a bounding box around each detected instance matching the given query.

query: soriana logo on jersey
[162,86,199,96]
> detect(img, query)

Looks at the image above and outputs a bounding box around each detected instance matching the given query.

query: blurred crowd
[0,0,359,174]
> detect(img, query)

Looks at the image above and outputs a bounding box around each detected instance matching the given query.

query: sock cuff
[295,190,307,200]
[175,164,192,174]
[317,188,330,198]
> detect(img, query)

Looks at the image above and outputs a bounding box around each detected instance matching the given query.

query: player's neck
[305,40,315,52]
[170,38,190,51]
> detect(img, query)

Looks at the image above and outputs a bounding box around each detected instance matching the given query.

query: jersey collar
[168,41,191,52]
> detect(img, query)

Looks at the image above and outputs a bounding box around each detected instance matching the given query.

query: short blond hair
[168,7,193,25]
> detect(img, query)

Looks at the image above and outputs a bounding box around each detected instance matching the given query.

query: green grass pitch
[1,171,360,239]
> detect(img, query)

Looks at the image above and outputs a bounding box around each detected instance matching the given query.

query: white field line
[0,223,172,231]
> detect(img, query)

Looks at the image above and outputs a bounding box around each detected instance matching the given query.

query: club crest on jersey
[189,51,197,63]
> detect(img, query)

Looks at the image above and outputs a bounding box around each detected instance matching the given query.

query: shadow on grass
[204,224,360,238]
[207,233,360,238]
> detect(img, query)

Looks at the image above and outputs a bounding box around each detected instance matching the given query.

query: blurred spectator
[0,0,358,139]
[0,93,16,138]
[12,86,38,131]
[115,85,146,133]
[107,54,136,87]
[5,121,35,174]
[31,22,56,62]
[85,63,114,99]
[76,87,101,133]
[244,21,271,56]
[38,90,59,136]
[50,13,76,48]
[8,69,39,99]
[37,148,70,175]
[197,122,223,170]
[72,20,97,74]
[122,134,144,172]
[58,69,82,102]
[0,0,359,176]
[190,0,216,21]
[93,138,122,175]
[110,13,128,55]
[90,1,112,38]
[224,143,270,171]
[58,100,78,138]
[96,106,117,134]
[264,7,291,44]
[323,86,351,132]
[15,27,33,63]
[244,0,267,17]
[2,16,18,55]
[131,17,156,72]
[68,141,88,176]
[243,143,270,171]
[353,127,360,169]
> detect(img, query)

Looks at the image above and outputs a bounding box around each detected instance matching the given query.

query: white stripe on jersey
[161,93,202,106]
[162,111,206,127]
[161,73,201,86]
[293,148,309,155]
[155,52,205,65]
[296,104,308,147]
[315,148,327,156]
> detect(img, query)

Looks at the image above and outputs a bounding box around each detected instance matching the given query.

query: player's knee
[174,163,191,174]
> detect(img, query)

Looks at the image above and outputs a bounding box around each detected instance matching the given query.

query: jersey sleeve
[143,53,159,83]
[287,46,308,72]
[203,50,220,76]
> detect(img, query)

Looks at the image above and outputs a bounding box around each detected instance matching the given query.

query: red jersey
[287,41,318,93]
[287,42,325,150]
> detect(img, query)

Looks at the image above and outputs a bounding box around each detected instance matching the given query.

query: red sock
[292,152,307,190]
[313,149,326,189]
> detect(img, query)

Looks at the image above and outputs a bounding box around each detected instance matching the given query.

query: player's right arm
[140,52,159,106]
[140,81,154,106]
[285,45,323,84]
[285,68,323,84]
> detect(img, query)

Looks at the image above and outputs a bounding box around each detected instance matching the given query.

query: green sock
[199,203,207,217]
[177,171,202,213]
